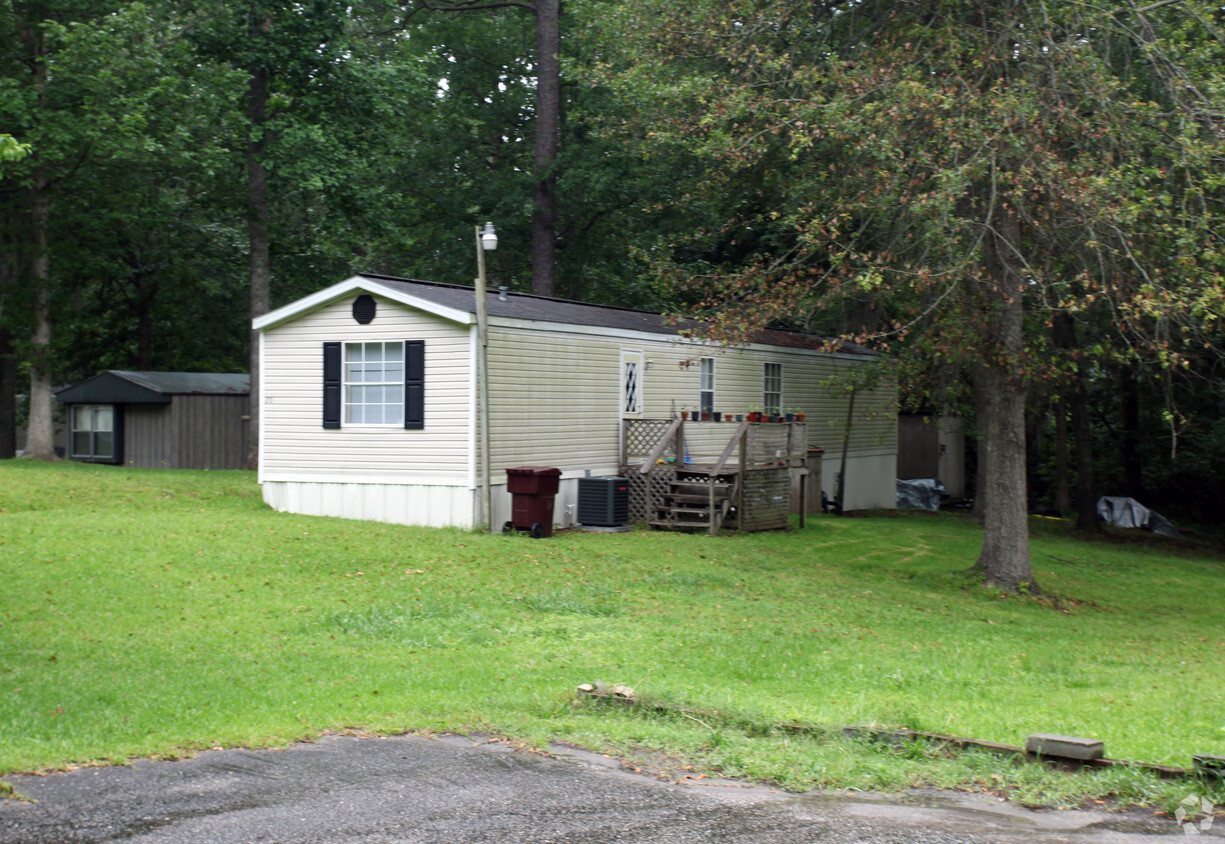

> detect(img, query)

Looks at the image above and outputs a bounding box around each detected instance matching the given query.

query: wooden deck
[622,419,810,534]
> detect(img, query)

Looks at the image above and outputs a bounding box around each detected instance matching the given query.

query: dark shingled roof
[55,371,250,405]
[358,274,874,356]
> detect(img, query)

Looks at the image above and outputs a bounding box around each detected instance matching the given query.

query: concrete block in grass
[1194,753,1225,778]
[1025,733,1104,760]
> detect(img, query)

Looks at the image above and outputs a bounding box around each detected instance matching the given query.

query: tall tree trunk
[974,361,1033,591]
[0,323,14,459]
[245,46,271,471]
[1054,397,1070,516]
[1052,309,1098,531]
[1051,311,1079,518]
[19,13,56,461]
[1120,364,1142,499]
[970,364,990,524]
[0,239,15,459]
[530,0,559,297]
[1026,401,1044,512]
[24,178,57,460]
[971,206,1036,592]
[1071,357,1097,532]
[134,272,157,370]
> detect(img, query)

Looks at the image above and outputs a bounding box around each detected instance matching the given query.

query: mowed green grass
[2,460,1224,807]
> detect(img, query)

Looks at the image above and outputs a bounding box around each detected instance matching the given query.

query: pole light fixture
[475,223,496,531]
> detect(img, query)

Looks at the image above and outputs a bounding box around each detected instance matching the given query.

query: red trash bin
[504,467,561,538]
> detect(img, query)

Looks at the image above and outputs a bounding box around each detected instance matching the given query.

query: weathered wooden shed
[897,413,966,499]
[253,274,898,530]
[54,371,250,469]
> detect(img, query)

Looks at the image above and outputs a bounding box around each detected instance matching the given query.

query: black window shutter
[404,340,424,430]
[322,342,342,429]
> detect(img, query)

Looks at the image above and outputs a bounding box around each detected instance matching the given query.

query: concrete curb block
[576,688,1199,780]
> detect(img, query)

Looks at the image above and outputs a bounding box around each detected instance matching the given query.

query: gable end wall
[259,294,472,484]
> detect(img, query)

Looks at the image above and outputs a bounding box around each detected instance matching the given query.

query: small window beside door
[699,358,715,414]
[763,362,782,416]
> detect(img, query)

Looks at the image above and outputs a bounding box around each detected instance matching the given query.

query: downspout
[475,226,493,532]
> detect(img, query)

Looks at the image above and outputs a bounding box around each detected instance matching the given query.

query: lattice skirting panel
[623,420,677,464]
[622,465,676,524]
[739,469,791,532]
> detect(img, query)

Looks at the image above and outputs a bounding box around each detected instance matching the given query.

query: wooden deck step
[670,482,733,493]
[666,493,730,504]
[648,519,713,531]
[664,506,720,517]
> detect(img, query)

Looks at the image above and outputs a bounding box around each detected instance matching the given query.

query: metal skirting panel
[263,480,476,528]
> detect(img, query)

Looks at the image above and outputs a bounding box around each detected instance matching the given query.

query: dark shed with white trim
[55,371,250,469]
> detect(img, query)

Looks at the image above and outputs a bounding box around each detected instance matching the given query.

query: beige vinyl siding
[261,295,472,482]
[485,326,623,474]
[485,325,896,473]
[691,347,896,457]
[623,341,894,459]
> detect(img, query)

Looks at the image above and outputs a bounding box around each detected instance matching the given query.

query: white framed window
[699,357,715,414]
[344,341,404,426]
[70,404,115,460]
[763,362,782,416]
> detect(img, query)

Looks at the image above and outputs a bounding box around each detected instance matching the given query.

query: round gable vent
[352,294,376,324]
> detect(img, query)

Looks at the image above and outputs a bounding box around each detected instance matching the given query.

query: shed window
[763,363,782,416]
[699,358,715,414]
[345,342,405,425]
[70,404,115,460]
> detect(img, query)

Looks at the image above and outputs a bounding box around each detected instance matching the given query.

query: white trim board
[254,276,876,366]
[254,276,474,331]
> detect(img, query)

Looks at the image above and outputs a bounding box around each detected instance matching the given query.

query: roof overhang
[55,372,170,404]
[253,276,474,331]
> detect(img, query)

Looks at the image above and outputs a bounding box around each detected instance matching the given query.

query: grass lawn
[2,460,1223,809]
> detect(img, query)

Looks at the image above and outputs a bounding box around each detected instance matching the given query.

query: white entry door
[621,351,644,417]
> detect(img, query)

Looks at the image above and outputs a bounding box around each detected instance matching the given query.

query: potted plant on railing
[791,407,806,422]
[747,405,762,423]
[679,405,690,421]
[711,409,722,422]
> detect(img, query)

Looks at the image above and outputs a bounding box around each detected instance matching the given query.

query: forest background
[1,0,1223,553]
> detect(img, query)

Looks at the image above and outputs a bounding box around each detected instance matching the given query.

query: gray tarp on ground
[897,478,947,511]
[1096,496,1179,537]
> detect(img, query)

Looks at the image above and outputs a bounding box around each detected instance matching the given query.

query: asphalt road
[0,734,1212,843]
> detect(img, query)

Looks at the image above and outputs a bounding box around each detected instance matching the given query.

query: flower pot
[795,413,806,422]
[785,413,795,422]
[712,411,722,422]
[747,412,761,422]
[680,411,689,421]
[701,412,710,422]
